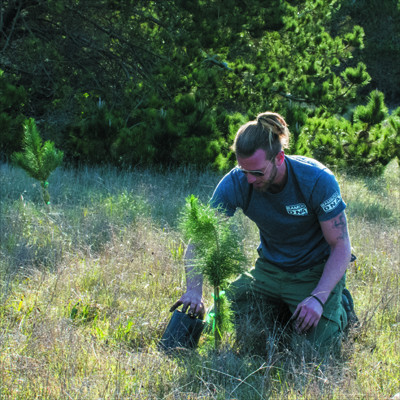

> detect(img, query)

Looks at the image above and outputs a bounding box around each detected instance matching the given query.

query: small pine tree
[12,118,64,205]
[180,195,247,349]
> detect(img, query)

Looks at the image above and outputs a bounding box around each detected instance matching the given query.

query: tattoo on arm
[331,213,349,241]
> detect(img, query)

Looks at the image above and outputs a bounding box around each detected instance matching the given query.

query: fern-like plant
[12,118,64,205]
[180,195,247,348]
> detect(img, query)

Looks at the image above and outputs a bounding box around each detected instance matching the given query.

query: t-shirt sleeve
[312,170,346,221]
[210,170,247,217]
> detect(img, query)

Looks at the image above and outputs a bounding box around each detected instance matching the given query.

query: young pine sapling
[12,118,64,205]
[180,195,247,348]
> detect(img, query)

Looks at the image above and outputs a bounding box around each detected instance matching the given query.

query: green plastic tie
[206,291,227,332]
[206,311,216,332]
[212,290,226,300]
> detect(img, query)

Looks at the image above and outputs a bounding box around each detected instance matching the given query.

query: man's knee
[304,314,346,355]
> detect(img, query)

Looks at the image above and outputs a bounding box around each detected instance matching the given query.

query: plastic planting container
[159,310,205,351]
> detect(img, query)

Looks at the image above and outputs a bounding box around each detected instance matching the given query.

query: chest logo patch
[286,203,308,216]
[321,192,341,213]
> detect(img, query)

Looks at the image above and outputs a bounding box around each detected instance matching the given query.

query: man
[171,111,355,354]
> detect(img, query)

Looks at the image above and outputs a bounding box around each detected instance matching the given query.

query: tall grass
[0,160,399,399]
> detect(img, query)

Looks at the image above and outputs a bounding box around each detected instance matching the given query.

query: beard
[253,163,278,193]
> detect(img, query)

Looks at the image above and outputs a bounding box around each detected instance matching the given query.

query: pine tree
[12,118,64,205]
[180,195,247,348]
[296,90,397,174]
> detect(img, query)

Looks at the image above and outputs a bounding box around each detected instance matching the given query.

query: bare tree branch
[1,0,22,52]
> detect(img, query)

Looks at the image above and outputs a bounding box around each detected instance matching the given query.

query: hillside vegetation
[1,0,399,171]
[0,161,399,399]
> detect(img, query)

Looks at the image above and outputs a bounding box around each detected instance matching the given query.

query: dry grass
[0,160,399,399]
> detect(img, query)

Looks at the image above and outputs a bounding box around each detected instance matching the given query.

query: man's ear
[276,150,285,166]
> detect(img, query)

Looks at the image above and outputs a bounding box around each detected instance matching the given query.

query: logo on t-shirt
[286,203,308,216]
[321,192,341,213]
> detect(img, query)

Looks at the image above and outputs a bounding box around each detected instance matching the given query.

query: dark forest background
[1,0,400,173]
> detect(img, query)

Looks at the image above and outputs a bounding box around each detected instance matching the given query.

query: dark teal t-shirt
[210,155,346,271]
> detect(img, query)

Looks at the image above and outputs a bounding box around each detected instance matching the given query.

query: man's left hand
[292,296,324,334]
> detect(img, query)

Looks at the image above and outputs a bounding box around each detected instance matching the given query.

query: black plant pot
[159,310,205,351]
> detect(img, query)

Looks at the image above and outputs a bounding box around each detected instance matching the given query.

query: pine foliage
[180,195,247,347]
[12,118,64,204]
[0,70,26,158]
[180,195,246,289]
[1,1,398,172]
[296,90,399,174]
[354,90,387,127]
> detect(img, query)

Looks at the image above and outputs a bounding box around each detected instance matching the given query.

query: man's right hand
[170,290,205,319]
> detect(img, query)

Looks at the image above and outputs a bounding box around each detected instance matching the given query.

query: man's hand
[292,296,324,334]
[170,290,205,319]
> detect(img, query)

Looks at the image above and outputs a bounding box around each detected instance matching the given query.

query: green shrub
[0,71,26,160]
[296,90,399,173]
[67,96,124,165]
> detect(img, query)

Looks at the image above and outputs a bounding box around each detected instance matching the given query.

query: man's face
[237,149,278,192]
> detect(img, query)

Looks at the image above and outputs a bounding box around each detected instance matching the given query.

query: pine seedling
[12,118,64,205]
[180,195,247,348]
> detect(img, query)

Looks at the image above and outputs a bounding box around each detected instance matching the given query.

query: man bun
[232,111,290,158]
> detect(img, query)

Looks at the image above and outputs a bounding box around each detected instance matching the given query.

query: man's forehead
[237,149,268,168]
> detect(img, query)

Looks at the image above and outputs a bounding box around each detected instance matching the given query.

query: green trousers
[227,254,348,354]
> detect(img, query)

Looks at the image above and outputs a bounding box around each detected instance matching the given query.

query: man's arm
[170,243,205,318]
[293,211,351,333]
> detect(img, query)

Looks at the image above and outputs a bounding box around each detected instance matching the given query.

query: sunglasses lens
[240,169,263,177]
